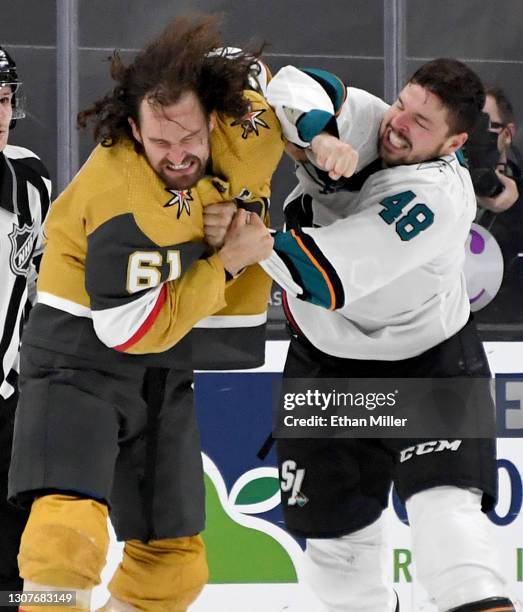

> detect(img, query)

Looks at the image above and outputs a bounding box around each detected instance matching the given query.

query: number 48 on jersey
[379,190,434,241]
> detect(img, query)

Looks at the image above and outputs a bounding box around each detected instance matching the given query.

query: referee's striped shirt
[0,144,51,399]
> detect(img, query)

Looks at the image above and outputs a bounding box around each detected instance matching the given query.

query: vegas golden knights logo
[230,108,270,139]
[164,188,193,218]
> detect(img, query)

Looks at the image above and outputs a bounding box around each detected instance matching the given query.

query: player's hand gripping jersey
[263,66,477,359]
[26,88,283,369]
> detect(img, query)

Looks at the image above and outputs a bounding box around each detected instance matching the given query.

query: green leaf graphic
[235,476,280,505]
[203,474,297,583]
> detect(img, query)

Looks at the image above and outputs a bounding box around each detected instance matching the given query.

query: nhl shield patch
[8,222,35,276]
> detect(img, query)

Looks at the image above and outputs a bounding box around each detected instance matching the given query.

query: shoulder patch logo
[212,179,228,194]
[236,188,253,201]
[8,222,35,276]
[164,188,193,218]
[231,108,269,139]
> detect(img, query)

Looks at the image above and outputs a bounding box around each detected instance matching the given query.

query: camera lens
[471,168,504,198]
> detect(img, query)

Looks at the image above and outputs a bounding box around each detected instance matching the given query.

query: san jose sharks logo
[164,188,193,219]
[8,222,35,276]
[231,108,269,139]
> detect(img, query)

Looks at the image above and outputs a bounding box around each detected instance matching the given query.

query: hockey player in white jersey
[256,59,515,611]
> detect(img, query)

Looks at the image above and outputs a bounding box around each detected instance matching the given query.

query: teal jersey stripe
[273,231,332,309]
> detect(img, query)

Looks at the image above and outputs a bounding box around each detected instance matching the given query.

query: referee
[0,46,51,603]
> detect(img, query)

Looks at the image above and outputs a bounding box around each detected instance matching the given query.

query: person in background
[8,15,281,612]
[474,85,523,335]
[476,85,520,214]
[0,46,51,605]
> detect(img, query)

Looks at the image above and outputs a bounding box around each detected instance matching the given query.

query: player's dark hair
[409,58,485,135]
[484,84,516,127]
[77,14,263,146]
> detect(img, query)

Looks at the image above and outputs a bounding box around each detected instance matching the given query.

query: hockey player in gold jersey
[9,15,282,612]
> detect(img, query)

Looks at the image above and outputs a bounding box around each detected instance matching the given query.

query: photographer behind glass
[466,85,523,333]
[469,86,521,213]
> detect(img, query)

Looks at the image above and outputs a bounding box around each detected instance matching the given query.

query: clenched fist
[203,201,237,248]
[310,132,359,180]
[218,209,274,277]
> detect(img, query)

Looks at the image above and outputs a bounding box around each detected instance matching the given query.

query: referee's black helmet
[0,46,24,128]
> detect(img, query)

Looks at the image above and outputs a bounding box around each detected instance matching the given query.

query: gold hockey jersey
[25,90,283,369]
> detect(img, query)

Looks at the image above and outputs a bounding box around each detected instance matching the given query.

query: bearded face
[130,91,213,190]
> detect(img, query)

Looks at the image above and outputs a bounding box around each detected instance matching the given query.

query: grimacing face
[0,85,13,152]
[378,83,467,166]
[129,91,214,190]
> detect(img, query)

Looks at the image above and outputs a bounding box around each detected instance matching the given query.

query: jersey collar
[0,152,16,213]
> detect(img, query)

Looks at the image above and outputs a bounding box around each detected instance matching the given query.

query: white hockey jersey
[262,66,476,360]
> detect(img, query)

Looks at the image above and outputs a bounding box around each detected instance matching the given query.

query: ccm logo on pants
[399,439,462,463]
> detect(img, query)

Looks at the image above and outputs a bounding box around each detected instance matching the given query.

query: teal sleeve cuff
[296,109,335,143]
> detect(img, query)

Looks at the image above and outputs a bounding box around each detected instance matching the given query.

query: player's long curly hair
[78,14,263,146]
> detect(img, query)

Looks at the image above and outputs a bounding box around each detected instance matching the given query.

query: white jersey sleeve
[261,157,475,310]
[266,65,388,171]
